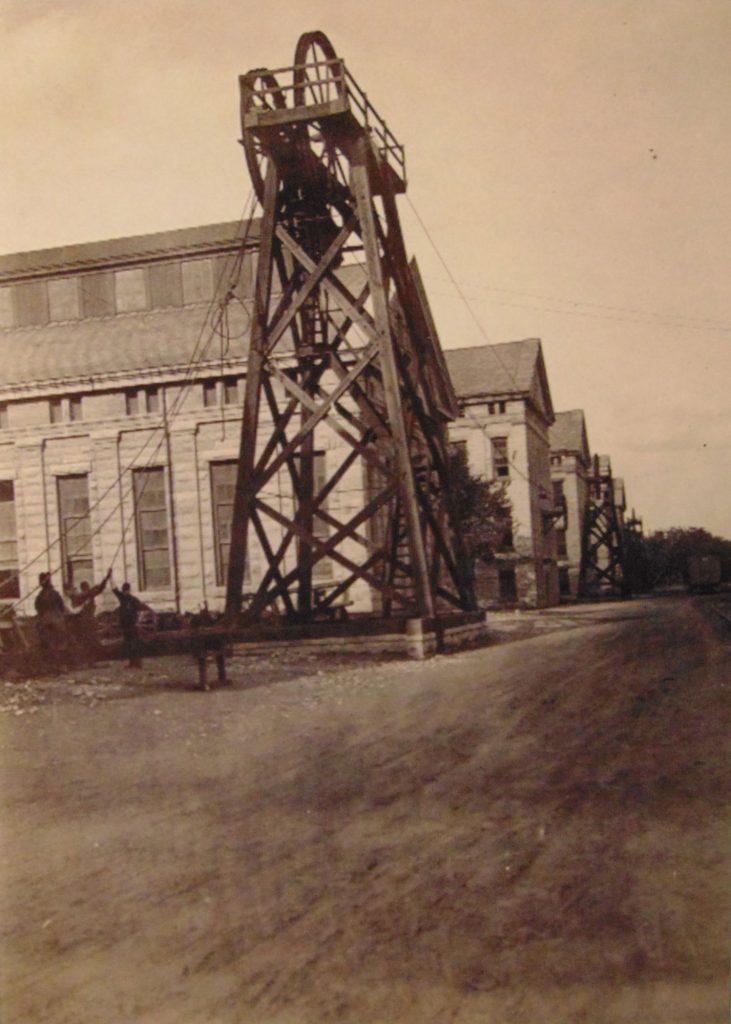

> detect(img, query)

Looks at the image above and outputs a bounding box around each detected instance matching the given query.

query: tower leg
[225,163,280,622]
[349,140,434,619]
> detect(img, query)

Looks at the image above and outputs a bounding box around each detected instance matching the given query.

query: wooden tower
[579,455,627,597]
[224,32,474,624]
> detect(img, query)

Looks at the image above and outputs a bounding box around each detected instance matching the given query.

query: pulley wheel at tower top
[292,31,345,107]
[292,31,350,195]
[240,70,287,201]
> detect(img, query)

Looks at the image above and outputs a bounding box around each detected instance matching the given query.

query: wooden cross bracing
[224,32,474,625]
[579,457,626,596]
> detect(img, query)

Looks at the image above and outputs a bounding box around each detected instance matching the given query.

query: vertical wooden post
[224,163,280,622]
[349,140,434,618]
[296,417,314,617]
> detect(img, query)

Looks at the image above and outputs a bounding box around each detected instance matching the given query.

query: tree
[448,445,512,568]
[643,527,731,587]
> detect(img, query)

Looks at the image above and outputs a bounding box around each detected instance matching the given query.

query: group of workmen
[34,570,150,667]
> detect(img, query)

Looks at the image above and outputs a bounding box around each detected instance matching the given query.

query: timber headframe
[579,454,627,597]
[224,31,475,624]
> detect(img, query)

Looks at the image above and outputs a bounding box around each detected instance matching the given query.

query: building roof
[0,221,258,282]
[0,222,456,419]
[444,340,554,421]
[549,409,590,457]
[0,304,251,394]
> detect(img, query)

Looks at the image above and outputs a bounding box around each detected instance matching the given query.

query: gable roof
[549,409,591,459]
[444,340,554,422]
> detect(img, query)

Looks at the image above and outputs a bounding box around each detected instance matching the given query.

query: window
[49,397,84,423]
[149,262,183,309]
[126,388,160,416]
[450,439,468,466]
[144,387,160,414]
[498,568,517,603]
[223,377,239,405]
[556,529,568,558]
[0,481,20,599]
[559,567,571,596]
[125,390,139,416]
[15,281,50,327]
[48,278,80,321]
[57,475,93,590]
[487,402,495,415]
[69,395,83,422]
[214,255,244,301]
[182,259,214,305]
[211,461,248,586]
[497,401,506,414]
[552,479,567,517]
[551,455,562,466]
[498,519,514,551]
[115,268,148,313]
[49,398,63,424]
[203,380,218,408]
[491,436,509,478]
[212,252,256,304]
[133,467,171,590]
[203,378,241,408]
[80,272,115,318]
[0,404,8,430]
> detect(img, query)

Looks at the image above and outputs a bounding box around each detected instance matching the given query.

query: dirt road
[1,596,729,1023]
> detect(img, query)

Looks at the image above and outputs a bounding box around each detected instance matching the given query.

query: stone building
[548,409,591,599]
[444,340,559,608]
[0,221,375,617]
[0,222,263,616]
[0,222,566,617]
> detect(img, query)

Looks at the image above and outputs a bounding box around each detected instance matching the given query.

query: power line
[423,277,731,333]
[403,196,547,492]
[429,289,731,335]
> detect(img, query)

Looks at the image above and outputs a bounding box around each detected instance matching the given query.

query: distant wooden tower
[224,32,474,624]
[579,455,627,597]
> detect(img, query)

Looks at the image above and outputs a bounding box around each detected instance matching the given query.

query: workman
[112,580,151,668]
[69,568,112,653]
[34,572,68,653]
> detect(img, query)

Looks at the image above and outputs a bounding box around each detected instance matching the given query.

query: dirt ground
[0,595,729,1024]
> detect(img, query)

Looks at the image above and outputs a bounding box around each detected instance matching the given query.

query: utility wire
[404,195,554,496]
[428,289,731,335]
[423,276,731,333]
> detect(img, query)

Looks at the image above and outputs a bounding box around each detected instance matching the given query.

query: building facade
[1,224,570,617]
[548,409,591,599]
[0,222,381,617]
[445,341,559,608]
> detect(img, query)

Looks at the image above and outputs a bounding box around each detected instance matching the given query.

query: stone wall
[0,374,374,617]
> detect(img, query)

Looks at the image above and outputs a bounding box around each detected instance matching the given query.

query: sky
[3,0,730,538]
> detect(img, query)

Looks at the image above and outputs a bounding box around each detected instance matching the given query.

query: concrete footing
[218,610,490,661]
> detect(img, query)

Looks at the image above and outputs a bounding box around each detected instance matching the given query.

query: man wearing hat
[34,572,68,653]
